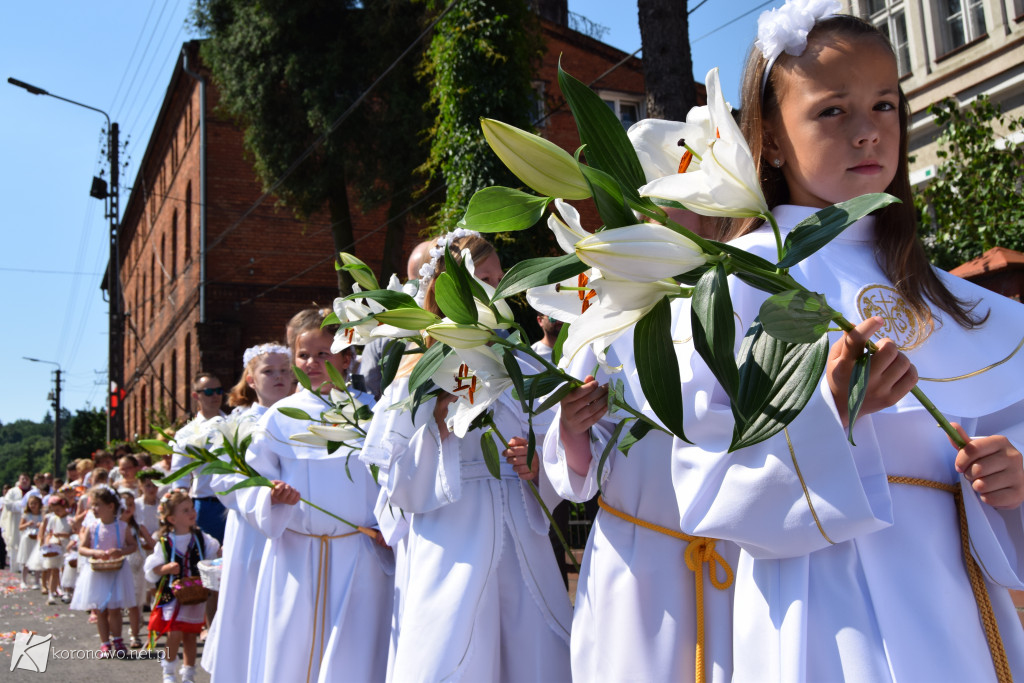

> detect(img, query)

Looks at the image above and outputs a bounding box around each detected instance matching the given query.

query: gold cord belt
[597,496,733,683]
[289,527,370,683]
[888,475,1012,683]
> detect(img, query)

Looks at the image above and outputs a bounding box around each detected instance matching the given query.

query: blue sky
[0,0,770,426]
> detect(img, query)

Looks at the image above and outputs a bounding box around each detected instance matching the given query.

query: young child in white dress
[120,490,154,648]
[17,492,43,589]
[654,5,1024,681]
[37,495,74,604]
[145,489,220,683]
[69,485,138,658]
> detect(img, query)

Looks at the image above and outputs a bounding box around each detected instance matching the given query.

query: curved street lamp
[23,356,63,474]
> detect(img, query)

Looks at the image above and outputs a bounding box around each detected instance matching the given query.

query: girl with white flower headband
[668,3,1024,681]
[361,231,573,682]
[201,341,290,680]
[240,309,392,683]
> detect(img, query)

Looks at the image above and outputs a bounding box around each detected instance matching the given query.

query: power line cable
[109,0,161,113]
[112,0,175,119]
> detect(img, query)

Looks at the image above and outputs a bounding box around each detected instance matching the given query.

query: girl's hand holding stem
[503,437,539,481]
[951,423,1024,510]
[270,480,300,506]
[559,375,608,477]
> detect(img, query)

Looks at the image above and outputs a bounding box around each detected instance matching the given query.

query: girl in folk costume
[201,342,292,681]
[120,490,154,648]
[649,4,1024,681]
[361,232,573,682]
[145,490,221,683]
[17,491,43,589]
[242,311,392,683]
[542,326,738,679]
[69,485,138,658]
[37,494,74,605]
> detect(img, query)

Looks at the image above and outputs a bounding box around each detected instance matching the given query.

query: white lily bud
[338,253,380,291]
[425,322,495,349]
[307,424,364,443]
[575,223,707,283]
[374,308,443,331]
[481,118,592,200]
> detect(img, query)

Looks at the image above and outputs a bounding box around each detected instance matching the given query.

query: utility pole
[24,357,62,474]
[9,77,124,443]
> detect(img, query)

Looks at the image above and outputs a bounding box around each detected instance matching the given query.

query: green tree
[0,418,52,486]
[63,407,108,463]
[914,95,1024,270]
[193,0,363,292]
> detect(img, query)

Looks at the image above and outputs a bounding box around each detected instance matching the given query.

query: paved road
[1,569,211,682]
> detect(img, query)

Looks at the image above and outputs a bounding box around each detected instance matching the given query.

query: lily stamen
[676,138,703,173]
[453,363,478,404]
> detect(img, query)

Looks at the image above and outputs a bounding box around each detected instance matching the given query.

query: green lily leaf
[558,61,647,194]
[278,406,314,421]
[500,349,528,413]
[481,430,502,480]
[730,319,829,451]
[532,379,575,415]
[434,272,478,325]
[846,352,871,445]
[348,289,419,310]
[492,253,590,302]
[597,417,631,484]
[778,193,900,268]
[618,419,655,455]
[518,374,565,402]
[293,365,312,392]
[196,461,238,476]
[409,342,452,392]
[337,253,380,291]
[635,296,687,441]
[580,163,640,229]
[219,476,274,495]
[138,439,174,456]
[156,460,205,487]
[759,290,835,343]
[325,360,347,392]
[379,339,406,394]
[551,320,569,366]
[459,186,552,233]
[716,242,800,295]
[321,311,341,326]
[526,422,537,471]
[692,263,739,401]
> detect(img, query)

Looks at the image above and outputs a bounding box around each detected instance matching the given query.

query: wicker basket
[89,557,124,572]
[68,556,78,569]
[198,559,222,592]
[40,543,62,558]
[171,576,210,605]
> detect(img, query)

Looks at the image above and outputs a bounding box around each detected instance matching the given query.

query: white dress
[37,512,73,570]
[543,321,738,682]
[243,389,393,683]
[673,205,1024,682]
[69,519,136,611]
[201,403,269,681]
[1,486,24,570]
[361,373,572,683]
[17,511,42,571]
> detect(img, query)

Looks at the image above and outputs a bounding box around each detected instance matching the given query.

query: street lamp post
[23,357,62,474]
[9,77,124,443]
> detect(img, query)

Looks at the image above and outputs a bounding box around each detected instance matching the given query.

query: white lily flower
[574,222,706,283]
[331,296,376,353]
[425,321,494,349]
[547,199,591,254]
[638,68,769,219]
[627,109,712,181]
[307,423,364,443]
[481,118,591,200]
[431,346,513,438]
[463,250,514,329]
[290,431,330,448]
[526,270,598,324]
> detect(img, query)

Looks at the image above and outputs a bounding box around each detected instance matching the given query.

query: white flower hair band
[417,228,481,286]
[756,0,841,95]
[96,484,126,513]
[242,343,290,369]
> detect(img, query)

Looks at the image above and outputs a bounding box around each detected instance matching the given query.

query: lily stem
[297,493,378,540]
[486,417,582,574]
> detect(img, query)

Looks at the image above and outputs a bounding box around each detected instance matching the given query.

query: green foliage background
[0,407,106,486]
[915,95,1024,270]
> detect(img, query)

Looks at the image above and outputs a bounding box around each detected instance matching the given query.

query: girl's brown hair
[228,342,291,407]
[725,14,985,329]
[287,307,338,350]
[157,489,194,537]
[119,491,142,538]
[422,234,498,347]
[88,485,120,511]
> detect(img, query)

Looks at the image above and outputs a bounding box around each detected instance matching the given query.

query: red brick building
[119,16,649,438]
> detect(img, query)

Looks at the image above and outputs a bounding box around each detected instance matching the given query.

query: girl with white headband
[669,3,1024,681]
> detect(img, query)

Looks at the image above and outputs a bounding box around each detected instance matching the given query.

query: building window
[141,272,147,328]
[159,234,166,304]
[170,349,178,422]
[184,334,192,404]
[600,93,644,129]
[1014,0,1024,19]
[171,210,178,279]
[531,81,547,127]
[865,1,911,76]
[185,183,192,262]
[938,0,986,53]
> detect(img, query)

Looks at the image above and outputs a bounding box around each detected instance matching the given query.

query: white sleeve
[143,539,169,584]
[242,413,300,539]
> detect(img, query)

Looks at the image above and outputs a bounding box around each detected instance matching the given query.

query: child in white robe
[661,7,1024,681]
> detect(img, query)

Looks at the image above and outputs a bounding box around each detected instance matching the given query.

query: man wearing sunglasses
[168,372,228,543]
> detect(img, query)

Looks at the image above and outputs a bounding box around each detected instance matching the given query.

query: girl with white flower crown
[240,311,392,683]
[201,341,290,680]
[361,231,573,682]
[656,3,1024,681]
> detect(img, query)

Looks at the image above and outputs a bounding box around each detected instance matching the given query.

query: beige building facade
[845,0,1024,183]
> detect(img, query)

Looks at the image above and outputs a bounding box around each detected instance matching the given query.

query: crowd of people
[4,4,1024,682]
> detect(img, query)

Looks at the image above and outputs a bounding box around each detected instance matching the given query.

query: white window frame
[936,0,987,55]
[598,91,645,129]
[864,0,912,76]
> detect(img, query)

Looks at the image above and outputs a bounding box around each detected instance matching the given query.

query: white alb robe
[361,373,572,683]
[673,205,1024,682]
[243,389,393,683]
[544,318,737,682]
